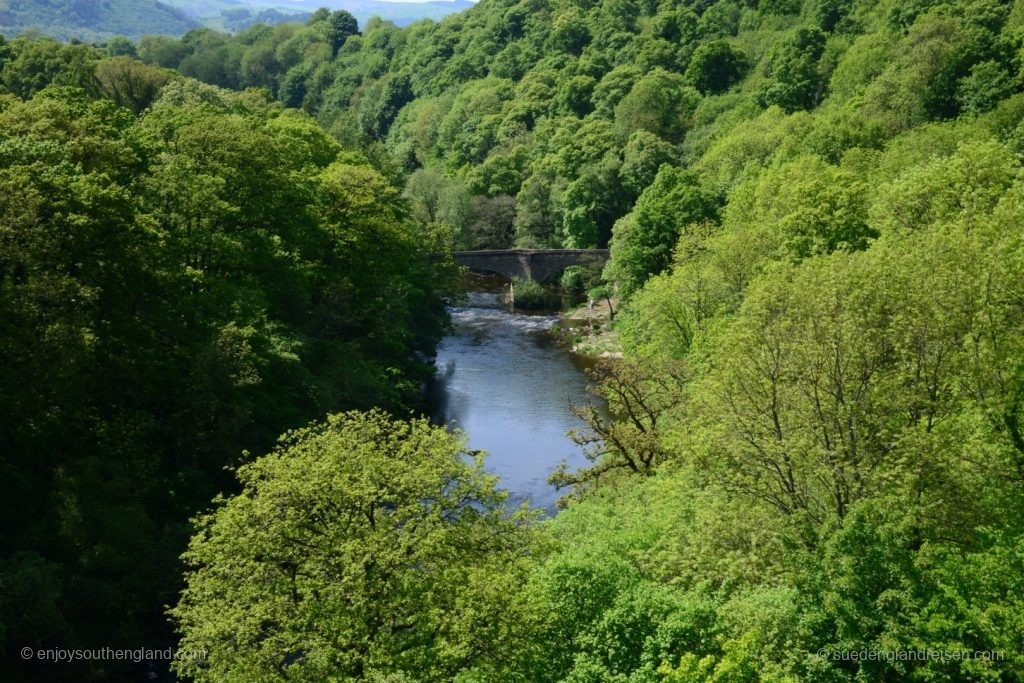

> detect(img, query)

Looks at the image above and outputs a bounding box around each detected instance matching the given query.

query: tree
[548,7,591,55]
[1,38,99,99]
[811,0,853,32]
[757,28,827,112]
[552,359,685,496]
[0,77,454,679]
[619,130,679,199]
[105,36,136,58]
[514,171,563,248]
[957,60,1017,114]
[94,56,173,113]
[685,40,748,95]
[698,1,741,38]
[614,68,699,142]
[327,10,359,55]
[605,166,719,297]
[172,411,537,681]
[278,64,308,108]
[558,74,596,117]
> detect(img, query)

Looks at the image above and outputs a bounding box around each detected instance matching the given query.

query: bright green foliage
[7,0,1024,681]
[757,28,828,112]
[109,0,1024,262]
[171,410,538,681]
[614,68,699,142]
[605,166,718,297]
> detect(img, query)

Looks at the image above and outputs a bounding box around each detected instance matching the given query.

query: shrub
[511,277,548,308]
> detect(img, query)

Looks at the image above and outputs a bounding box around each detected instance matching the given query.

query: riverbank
[556,298,623,359]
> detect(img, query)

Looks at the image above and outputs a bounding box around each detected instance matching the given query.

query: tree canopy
[4,0,1024,680]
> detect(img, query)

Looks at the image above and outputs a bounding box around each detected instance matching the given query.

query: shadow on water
[426,273,601,514]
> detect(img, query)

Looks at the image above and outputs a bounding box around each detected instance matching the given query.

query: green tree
[619,130,679,199]
[327,10,359,55]
[93,56,173,114]
[614,68,699,142]
[171,411,537,681]
[605,166,719,297]
[957,59,1017,114]
[757,28,827,112]
[548,7,591,55]
[105,36,136,58]
[685,40,748,95]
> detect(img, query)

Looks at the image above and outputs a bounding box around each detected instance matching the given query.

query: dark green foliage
[698,1,741,38]
[956,59,1018,114]
[811,0,853,32]
[105,35,136,57]
[685,39,748,94]
[759,0,801,15]
[278,64,307,107]
[619,130,679,199]
[605,165,719,296]
[8,0,1024,680]
[549,7,591,54]
[0,63,452,680]
[326,10,358,55]
[358,71,413,139]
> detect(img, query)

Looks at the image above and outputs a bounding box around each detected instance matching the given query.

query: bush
[560,264,602,293]
[511,277,548,308]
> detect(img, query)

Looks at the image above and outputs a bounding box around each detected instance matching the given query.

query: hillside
[3,0,1024,680]
[141,0,1024,679]
[0,0,475,42]
[162,0,477,29]
[146,0,1024,254]
[0,0,197,40]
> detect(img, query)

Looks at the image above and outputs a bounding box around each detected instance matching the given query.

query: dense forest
[3,0,1024,680]
[0,31,457,680]
[0,0,198,41]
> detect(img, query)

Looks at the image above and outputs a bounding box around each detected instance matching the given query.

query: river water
[428,274,599,513]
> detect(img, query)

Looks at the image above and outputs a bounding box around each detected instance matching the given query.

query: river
[428,274,599,513]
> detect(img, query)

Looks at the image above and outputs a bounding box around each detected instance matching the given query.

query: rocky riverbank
[555,298,623,359]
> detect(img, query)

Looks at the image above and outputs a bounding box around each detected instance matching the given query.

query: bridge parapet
[452,249,609,283]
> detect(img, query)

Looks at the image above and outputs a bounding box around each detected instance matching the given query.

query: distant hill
[163,0,477,30]
[0,0,475,42]
[0,0,197,40]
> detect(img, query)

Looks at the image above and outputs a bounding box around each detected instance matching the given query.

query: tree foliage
[7,0,1024,680]
[172,411,538,681]
[0,64,453,680]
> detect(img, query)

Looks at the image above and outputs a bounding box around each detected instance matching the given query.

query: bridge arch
[452,249,609,283]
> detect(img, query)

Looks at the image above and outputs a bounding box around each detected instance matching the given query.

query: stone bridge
[452,249,609,283]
